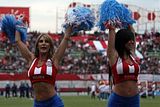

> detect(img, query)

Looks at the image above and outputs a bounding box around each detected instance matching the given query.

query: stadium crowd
[0,31,160,74]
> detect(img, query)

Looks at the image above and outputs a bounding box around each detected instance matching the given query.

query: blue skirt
[107,92,140,107]
[34,94,64,107]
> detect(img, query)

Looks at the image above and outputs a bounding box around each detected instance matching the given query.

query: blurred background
[0,0,159,105]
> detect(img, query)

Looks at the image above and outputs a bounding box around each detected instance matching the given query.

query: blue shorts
[34,94,64,107]
[107,92,140,107]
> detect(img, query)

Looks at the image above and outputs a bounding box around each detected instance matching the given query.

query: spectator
[90,83,96,99]
[5,83,11,98]
[25,82,30,98]
[19,82,25,98]
[11,83,18,97]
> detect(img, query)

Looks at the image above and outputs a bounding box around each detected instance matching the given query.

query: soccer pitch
[0,96,160,107]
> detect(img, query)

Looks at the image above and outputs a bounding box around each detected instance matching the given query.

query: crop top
[28,58,57,85]
[111,55,140,84]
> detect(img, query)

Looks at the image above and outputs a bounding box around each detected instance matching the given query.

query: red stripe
[41,62,47,75]
[29,59,38,76]
[100,41,108,49]
[88,41,96,49]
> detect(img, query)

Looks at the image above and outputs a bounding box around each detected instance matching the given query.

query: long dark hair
[115,29,134,58]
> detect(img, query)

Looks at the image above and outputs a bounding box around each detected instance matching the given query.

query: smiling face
[35,34,54,58]
[38,36,50,54]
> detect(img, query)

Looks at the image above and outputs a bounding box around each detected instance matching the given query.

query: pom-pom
[63,6,95,35]
[16,20,28,43]
[1,14,16,43]
[98,0,136,30]
[1,14,27,43]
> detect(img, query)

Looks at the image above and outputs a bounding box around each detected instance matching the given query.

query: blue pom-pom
[1,14,16,43]
[98,0,136,30]
[16,20,27,43]
[63,6,95,35]
[118,4,136,28]
[1,14,27,43]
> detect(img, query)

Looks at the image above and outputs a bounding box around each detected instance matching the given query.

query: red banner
[0,7,30,24]
[0,7,30,41]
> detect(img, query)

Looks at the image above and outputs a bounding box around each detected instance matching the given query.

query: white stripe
[47,66,52,76]
[116,58,123,74]
[28,59,37,77]
[129,65,135,73]
[105,41,108,46]
[34,67,41,74]
[104,41,108,55]
[46,59,53,76]
[93,41,104,51]
[136,42,139,48]
[136,50,143,59]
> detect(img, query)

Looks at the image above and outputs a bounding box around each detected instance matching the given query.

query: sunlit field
[0,95,160,107]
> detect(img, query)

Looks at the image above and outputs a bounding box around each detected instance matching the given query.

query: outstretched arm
[15,31,34,64]
[52,26,72,67]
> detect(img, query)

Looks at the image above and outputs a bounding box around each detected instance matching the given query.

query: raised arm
[107,27,118,66]
[52,26,72,67]
[15,31,34,64]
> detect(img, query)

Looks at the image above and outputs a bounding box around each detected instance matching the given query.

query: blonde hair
[34,33,54,58]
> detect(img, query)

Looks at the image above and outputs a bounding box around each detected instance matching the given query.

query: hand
[64,25,73,37]
[104,21,115,30]
[127,24,135,34]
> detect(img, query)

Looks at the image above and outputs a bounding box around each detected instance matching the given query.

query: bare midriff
[113,81,138,97]
[32,82,56,101]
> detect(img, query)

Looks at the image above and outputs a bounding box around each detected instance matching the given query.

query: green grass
[62,96,106,107]
[0,95,160,107]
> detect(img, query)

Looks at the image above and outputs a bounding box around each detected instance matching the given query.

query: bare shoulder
[28,55,36,66]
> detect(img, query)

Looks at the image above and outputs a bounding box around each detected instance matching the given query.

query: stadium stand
[0,31,159,74]
[0,30,160,95]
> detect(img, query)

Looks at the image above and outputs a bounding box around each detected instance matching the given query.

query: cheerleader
[15,26,72,107]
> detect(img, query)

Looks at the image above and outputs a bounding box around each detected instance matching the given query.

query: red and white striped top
[112,55,140,84]
[28,58,57,85]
